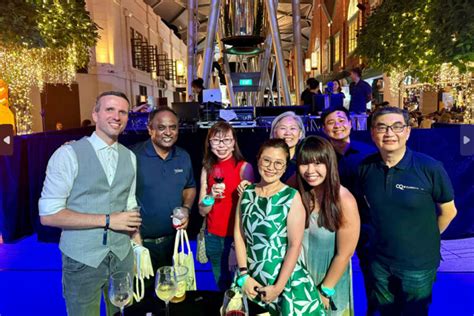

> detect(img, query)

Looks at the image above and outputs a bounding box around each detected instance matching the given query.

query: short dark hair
[321,106,351,125]
[94,91,130,112]
[350,67,362,78]
[308,78,320,90]
[371,106,409,127]
[147,107,179,125]
[191,78,204,89]
[306,78,317,86]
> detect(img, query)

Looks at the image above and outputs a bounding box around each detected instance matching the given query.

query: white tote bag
[172,229,197,290]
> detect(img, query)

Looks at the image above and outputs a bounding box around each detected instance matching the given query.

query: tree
[355,0,473,82]
[0,0,99,134]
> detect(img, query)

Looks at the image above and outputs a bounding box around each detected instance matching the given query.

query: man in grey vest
[39,91,142,316]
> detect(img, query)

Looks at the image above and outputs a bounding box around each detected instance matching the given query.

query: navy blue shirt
[337,140,376,195]
[358,148,454,270]
[132,140,196,238]
[349,80,372,113]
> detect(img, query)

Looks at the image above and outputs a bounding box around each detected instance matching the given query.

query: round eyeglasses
[260,157,286,171]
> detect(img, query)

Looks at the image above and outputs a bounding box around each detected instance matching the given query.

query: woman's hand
[318,290,330,310]
[243,277,263,300]
[237,180,251,196]
[211,183,225,198]
[258,284,284,303]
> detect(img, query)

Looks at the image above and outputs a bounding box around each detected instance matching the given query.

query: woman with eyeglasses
[296,136,360,315]
[198,121,254,291]
[234,139,325,316]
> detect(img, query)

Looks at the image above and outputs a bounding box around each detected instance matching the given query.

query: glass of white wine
[109,271,133,316]
[155,266,177,316]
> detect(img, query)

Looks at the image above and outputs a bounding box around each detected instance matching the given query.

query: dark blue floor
[0,236,473,315]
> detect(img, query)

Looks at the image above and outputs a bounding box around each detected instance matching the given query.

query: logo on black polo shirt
[174,168,184,174]
[395,183,424,191]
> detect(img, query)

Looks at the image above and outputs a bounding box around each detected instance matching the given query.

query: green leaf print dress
[240,184,326,316]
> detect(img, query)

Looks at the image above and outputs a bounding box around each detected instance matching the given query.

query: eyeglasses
[260,157,286,171]
[374,123,407,133]
[210,138,233,146]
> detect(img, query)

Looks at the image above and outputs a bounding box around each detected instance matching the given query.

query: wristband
[319,284,335,297]
[239,267,248,274]
[102,214,110,246]
[236,274,249,288]
[105,214,110,230]
[201,195,215,207]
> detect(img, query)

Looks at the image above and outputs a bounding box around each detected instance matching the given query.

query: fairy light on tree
[0,0,99,134]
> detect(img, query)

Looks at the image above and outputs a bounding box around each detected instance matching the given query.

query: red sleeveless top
[206,157,246,237]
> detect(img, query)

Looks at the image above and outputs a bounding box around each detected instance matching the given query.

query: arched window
[347,0,359,54]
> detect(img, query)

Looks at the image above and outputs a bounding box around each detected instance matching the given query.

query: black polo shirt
[132,140,196,238]
[358,148,454,270]
[337,140,376,195]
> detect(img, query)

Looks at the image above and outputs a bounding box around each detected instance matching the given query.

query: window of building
[334,32,341,64]
[130,28,156,73]
[324,39,330,72]
[348,17,358,54]
[347,0,359,54]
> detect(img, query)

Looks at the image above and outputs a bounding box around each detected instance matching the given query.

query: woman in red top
[199,122,254,290]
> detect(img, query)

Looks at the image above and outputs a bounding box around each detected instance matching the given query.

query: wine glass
[222,288,248,316]
[213,167,225,199]
[155,266,177,316]
[109,271,133,316]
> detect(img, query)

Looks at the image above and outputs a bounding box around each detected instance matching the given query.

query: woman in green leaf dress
[234,139,325,316]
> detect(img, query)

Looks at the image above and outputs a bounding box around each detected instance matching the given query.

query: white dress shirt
[39,132,137,216]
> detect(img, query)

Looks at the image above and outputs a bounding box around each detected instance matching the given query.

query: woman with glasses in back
[297,136,360,315]
[234,139,325,316]
[198,122,254,291]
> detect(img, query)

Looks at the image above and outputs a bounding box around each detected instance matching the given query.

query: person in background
[296,136,360,314]
[349,67,372,114]
[55,121,64,131]
[198,121,254,291]
[332,80,346,98]
[81,119,92,128]
[234,139,325,315]
[131,108,196,284]
[270,111,306,182]
[39,91,141,316]
[301,78,322,106]
[190,78,205,103]
[359,106,457,315]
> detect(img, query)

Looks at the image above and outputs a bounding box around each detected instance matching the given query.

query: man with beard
[132,108,196,274]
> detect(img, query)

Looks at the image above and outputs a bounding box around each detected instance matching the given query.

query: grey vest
[59,137,134,268]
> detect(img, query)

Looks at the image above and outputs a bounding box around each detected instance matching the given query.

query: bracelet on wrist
[201,195,215,207]
[318,284,335,298]
[236,274,249,288]
[239,267,248,274]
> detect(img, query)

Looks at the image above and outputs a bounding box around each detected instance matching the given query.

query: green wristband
[201,195,215,207]
[236,274,249,288]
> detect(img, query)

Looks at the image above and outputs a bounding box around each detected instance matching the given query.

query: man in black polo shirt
[132,108,196,276]
[349,67,372,113]
[358,106,457,315]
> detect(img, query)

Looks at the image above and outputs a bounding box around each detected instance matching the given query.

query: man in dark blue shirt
[358,106,457,316]
[321,106,375,194]
[132,108,196,273]
[349,67,372,113]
